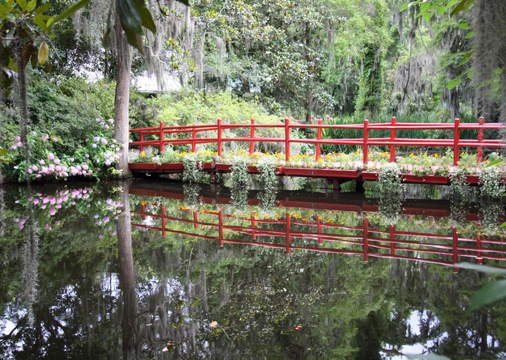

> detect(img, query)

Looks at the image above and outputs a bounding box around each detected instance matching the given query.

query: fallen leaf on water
[167,342,174,346]
[295,326,302,330]
[210,321,218,328]
[162,347,168,352]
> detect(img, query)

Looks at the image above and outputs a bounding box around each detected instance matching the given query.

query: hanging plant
[479,165,504,199]
[183,153,202,183]
[257,189,278,216]
[257,155,278,190]
[378,163,402,194]
[183,184,201,210]
[231,187,249,214]
[230,155,249,187]
[449,166,469,200]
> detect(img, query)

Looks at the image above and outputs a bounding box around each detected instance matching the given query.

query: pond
[1,180,506,359]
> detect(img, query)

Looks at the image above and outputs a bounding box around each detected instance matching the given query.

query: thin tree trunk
[117,181,136,359]
[114,14,132,176]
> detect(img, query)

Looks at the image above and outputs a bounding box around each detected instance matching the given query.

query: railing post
[251,214,256,240]
[250,119,255,155]
[141,203,146,220]
[453,118,460,166]
[363,216,369,262]
[316,119,322,161]
[453,228,459,273]
[159,121,165,154]
[317,216,322,245]
[285,118,290,162]
[363,119,369,166]
[162,206,166,237]
[390,225,395,255]
[390,117,396,163]
[477,116,484,164]
[139,132,144,153]
[476,224,483,265]
[285,212,291,254]
[219,207,223,247]
[194,210,198,229]
[217,119,222,158]
[192,124,197,153]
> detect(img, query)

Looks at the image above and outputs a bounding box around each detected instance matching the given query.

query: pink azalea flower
[54,159,60,164]
[47,153,54,160]
[39,160,45,165]
[49,208,56,215]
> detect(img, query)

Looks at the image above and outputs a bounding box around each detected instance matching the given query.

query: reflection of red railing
[130,117,504,165]
[131,203,506,272]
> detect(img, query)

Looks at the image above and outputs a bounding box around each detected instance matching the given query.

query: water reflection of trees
[2,184,506,359]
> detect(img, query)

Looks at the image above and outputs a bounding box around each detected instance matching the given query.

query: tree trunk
[114,14,132,176]
[117,181,136,359]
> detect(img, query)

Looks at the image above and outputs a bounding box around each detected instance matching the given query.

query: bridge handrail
[129,116,504,166]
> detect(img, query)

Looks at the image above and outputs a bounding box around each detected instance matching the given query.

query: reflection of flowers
[378,196,402,226]
[257,189,278,217]
[480,201,504,235]
[183,184,201,210]
[14,187,123,237]
[231,187,249,214]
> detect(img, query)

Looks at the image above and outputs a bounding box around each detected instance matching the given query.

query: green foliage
[256,155,278,190]
[479,165,504,198]
[230,155,249,187]
[183,153,203,183]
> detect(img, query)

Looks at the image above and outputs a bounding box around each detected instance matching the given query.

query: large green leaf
[447,78,461,90]
[15,0,27,11]
[467,280,506,313]
[117,0,143,35]
[53,0,91,25]
[450,0,474,17]
[34,2,51,13]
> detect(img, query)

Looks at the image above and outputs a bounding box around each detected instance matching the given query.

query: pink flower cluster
[14,187,123,239]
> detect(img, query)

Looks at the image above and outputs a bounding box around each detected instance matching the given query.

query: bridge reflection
[130,182,506,271]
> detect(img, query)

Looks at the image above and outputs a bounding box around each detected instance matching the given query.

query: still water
[1,180,506,359]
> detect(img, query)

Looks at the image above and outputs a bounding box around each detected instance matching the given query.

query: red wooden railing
[131,203,506,271]
[130,116,504,166]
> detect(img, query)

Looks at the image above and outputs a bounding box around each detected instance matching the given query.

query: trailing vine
[230,156,249,187]
[257,155,278,190]
[449,166,469,200]
[183,153,203,183]
[378,196,402,226]
[449,166,469,229]
[231,187,249,214]
[378,163,402,194]
[183,184,201,210]
[257,189,278,216]
[479,200,504,235]
[479,165,504,199]
[378,163,403,225]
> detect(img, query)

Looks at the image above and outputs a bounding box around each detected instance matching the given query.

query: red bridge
[130,183,506,271]
[128,117,505,187]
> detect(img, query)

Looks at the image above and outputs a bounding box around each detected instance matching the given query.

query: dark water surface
[1,180,506,359]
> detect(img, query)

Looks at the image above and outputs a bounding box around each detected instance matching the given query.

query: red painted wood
[284,168,359,178]
[402,174,450,184]
[129,163,157,170]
